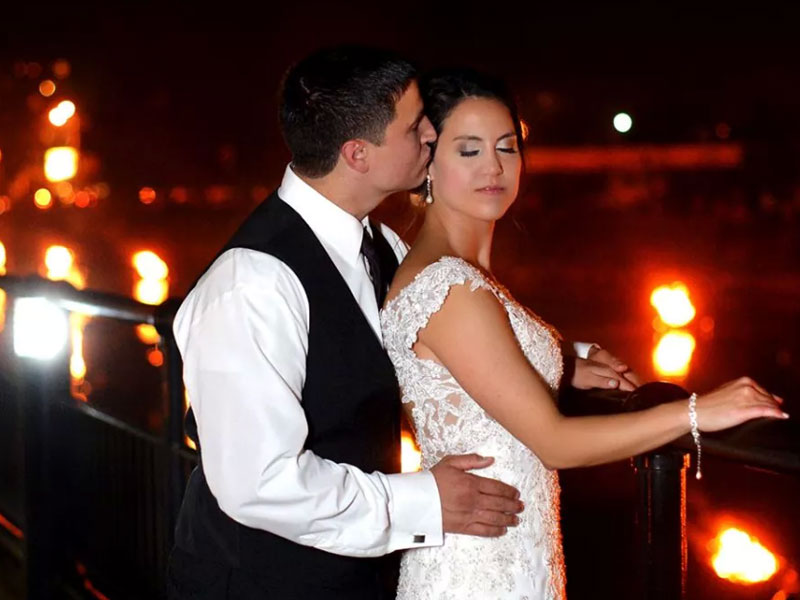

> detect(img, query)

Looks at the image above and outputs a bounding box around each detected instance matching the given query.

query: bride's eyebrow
[452,132,516,142]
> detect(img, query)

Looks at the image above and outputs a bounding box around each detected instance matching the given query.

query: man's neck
[295,169,380,222]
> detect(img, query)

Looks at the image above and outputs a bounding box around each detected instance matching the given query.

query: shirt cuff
[572,341,600,359]
[385,470,443,552]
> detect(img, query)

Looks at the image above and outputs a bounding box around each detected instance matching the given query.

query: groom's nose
[419,116,436,144]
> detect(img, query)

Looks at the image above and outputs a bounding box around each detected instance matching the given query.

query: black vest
[174,193,402,598]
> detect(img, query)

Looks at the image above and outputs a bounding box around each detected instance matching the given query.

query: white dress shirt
[173,165,443,558]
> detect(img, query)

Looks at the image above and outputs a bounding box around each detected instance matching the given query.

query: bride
[380,68,787,599]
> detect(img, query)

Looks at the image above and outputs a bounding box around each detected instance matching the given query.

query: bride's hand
[695,376,788,432]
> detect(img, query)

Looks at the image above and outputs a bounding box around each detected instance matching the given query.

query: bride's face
[428,97,521,222]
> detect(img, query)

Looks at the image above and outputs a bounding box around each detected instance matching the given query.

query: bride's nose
[484,151,504,175]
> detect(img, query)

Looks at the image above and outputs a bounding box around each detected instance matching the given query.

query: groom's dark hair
[279,45,417,178]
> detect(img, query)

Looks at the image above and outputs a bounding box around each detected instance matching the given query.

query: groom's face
[367,81,436,194]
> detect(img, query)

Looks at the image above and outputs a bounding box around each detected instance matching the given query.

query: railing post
[156,300,185,555]
[633,450,689,600]
[18,345,70,598]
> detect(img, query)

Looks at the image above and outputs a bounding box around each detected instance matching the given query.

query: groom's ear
[340,140,370,174]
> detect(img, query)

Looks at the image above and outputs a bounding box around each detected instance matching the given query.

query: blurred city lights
[711,528,778,584]
[139,187,157,205]
[135,324,161,345]
[650,283,696,327]
[133,250,169,305]
[52,59,71,79]
[13,297,70,360]
[39,80,56,97]
[653,331,696,378]
[133,251,169,280]
[45,245,75,280]
[0,241,6,334]
[135,278,168,306]
[48,100,76,127]
[70,314,88,381]
[45,245,85,289]
[44,146,79,182]
[147,348,164,367]
[401,431,422,473]
[613,112,633,133]
[74,190,90,208]
[34,188,53,209]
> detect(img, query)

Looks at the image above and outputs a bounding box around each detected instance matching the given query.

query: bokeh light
[650,283,696,327]
[613,112,633,133]
[653,331,696,378]
[711,528,778,584]
[44,146,79,182]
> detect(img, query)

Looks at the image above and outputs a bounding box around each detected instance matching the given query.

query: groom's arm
[174,248,442,557]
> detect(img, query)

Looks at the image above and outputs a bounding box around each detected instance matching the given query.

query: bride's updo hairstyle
[419,67,525,162]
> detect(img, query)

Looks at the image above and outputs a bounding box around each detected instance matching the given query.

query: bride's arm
[416,283,787,470]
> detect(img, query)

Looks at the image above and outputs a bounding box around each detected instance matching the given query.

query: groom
[166,46,527,599]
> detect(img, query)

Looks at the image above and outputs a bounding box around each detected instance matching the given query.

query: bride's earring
[425,173,433,205]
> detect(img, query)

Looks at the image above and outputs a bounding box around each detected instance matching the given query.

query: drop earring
[425,173,433,205]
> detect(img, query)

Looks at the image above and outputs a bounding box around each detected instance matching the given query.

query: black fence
[0,275,798,600]
[0,275,192,599]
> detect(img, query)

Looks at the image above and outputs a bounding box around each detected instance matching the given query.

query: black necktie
[360,227,384,306]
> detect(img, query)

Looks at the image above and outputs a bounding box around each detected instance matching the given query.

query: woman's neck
[418,208,495,272]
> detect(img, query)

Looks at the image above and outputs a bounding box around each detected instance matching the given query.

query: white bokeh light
[13,297,69,360]
[613,112,633,133]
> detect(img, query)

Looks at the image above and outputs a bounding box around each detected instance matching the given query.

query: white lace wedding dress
[381,256,567,600]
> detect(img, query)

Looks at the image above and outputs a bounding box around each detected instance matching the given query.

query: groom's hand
[570,346,641,392]
[430,454,523,537]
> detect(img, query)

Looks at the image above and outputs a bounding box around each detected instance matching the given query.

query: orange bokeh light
[132,251,169,280]
[135,279,168,305]
[401,431,422,473]
[650,283,696,327]
[653,331,696,378]
[139,187,157,205]
[39,79,56,97]
[136,324,161,345]
[711,527,779,584]
[44,146,79,182]
[147,348,164,367]
[34,188,53,209]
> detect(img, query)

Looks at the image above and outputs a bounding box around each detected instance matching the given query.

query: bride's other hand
[696,376,788,432]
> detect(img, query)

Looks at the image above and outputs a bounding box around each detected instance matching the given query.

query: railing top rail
[0,275,179,326]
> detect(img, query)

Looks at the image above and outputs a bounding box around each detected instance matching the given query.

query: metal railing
[1,274,798,599]
[0,275,191,600]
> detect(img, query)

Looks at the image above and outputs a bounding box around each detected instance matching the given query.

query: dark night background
[1,2,799,598]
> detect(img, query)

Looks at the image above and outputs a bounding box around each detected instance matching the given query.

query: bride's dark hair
[420,67,525,162]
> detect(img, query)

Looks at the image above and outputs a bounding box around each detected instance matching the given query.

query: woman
[380,68,787,599]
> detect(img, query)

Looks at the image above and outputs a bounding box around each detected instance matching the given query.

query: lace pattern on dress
[381,257,566,600]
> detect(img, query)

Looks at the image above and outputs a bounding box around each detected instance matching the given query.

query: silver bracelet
[688,393,702,480]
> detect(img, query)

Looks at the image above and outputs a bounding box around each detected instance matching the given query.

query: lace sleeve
[390,256,503,354]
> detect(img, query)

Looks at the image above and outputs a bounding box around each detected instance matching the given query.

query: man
[166,46,527,600]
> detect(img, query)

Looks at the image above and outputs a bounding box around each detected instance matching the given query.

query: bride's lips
[476,186,506,194]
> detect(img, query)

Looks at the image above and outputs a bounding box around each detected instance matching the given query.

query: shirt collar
[277,164,370,267]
